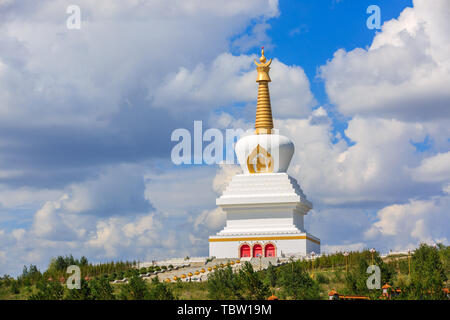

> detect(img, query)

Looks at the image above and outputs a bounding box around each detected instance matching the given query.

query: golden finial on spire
[254,46,272,82]
[254,47,273,134]
[259,47,267,63]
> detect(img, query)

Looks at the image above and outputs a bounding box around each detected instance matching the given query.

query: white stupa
[209,48,320,258]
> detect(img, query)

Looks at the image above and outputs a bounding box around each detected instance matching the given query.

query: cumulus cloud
[279,114,434,207]
[195,207,226,231]
[0,162,227,275]
[32,195,80,240]
[212,163,242,194]
[296,0,450,252]
[0,185,61,208]
[0,0,284,275]
[320,0,450,121]
[0,0,280,191]
[0,0,449,275]
[144,167,217,217]
[364,195,450,249]
[0,0,278,124]
[151,54,315,118]
[411,151,450,183]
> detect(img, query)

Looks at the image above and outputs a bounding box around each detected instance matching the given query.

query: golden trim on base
[209,235,320,245]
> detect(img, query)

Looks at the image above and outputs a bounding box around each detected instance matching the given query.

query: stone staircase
[134,257,285,283]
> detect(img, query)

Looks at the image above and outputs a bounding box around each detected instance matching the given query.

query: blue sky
[227,0,415,142]
[265,0,413,139]
[0,0,449,276]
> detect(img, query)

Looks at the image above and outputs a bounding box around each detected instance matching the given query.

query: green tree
[344,250,393,296]
[119,275,150,300]
[125,268,139,278]
[80,256,89,266]
[408,244,447,299]
[207,266,242,300]
[10,280,20,295]
[315,273,329,284]
[65,279,92,300]
[265,262,277,288]
[29,279,65,300]
[89,277,115,300]
[140,267,147,274]
[279,261,320,299]
[148,277,175,300]
[238,262,270,300]
[437,244,450,276]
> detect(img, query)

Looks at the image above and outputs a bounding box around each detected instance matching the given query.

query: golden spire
[254,47,273,134]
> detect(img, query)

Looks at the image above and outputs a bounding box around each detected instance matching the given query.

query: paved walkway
[113,257,291,283]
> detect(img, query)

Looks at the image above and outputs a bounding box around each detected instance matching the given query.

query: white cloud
[0,0,279,127]
[232,22,273,52]
[320,0,450,121]
[32,196,76,240]
[444,183,450,195]
[364,195,450,248]
[322,242,366,254]
[411,151,450,183]
[194,207,226,231]
[64,164,151,216]
[87,217,131,258]
[306,207,373,248]
[0,163,226,275]
[151,54,315,118]
[0,185,61,208]
[287,0,450,252]
[0,0,283,276]
[279,115,430,206]
[0,0,449,276]
[144,167,217,217]
[208,111,252,131]
[212,163,242,194]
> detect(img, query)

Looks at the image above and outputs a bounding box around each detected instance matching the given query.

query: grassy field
[0,267,419,300]
[0,268,347,300]
[1,244,448,300]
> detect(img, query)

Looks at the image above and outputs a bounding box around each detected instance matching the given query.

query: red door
[265,244,275,257]
[253,244,263,257]
[240,245,251,258]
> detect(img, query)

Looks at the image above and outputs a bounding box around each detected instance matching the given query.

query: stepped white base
[209,173,320,258]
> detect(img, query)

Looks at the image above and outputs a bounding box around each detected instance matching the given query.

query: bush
[29,279,65,300]
[344,250,393,296]
[10,280,20,295]
[148,277,175,300]
[333,269,343,282]
[207,266,242,300]
[315,273,329,284]
[279,261,320,299]
[207,263,270,300]
[125,269,139,278]
[89,277,115,300]
[65,279,92,300]
[407,244,447,299]
[265,262,277,287]
[397,259,410,275]
[393,273,410,289]
[119,275,150,300]
[238,262,270,300]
